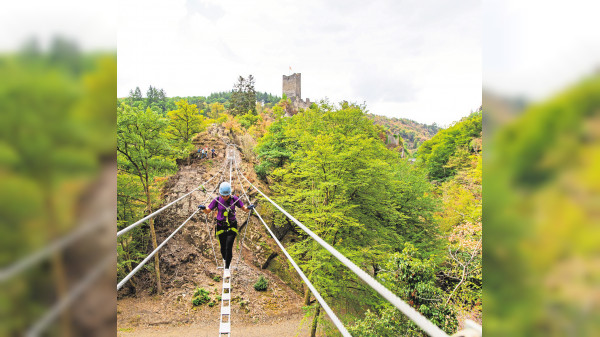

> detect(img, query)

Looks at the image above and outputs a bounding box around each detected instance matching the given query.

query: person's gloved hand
[247,204,255,210]
[198,205,206,210]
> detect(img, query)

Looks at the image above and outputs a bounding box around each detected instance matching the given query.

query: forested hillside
[118,82,280,120]
[117,80,482,336]
[254,101,482,335]
[416,111,482,181]
[367,114,441,153]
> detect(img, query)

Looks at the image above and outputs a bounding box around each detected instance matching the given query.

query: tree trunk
[304,284,311,306]
[310,303,321,337]
[51,252,71,337]
[47,195,71,337]
[149,218,162,294]
[146,187,162,294]
[373,262,380,277]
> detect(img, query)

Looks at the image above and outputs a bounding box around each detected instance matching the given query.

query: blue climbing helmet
[219,182,232,196]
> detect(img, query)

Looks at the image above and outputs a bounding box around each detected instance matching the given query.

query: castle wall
[282,73,301,99]
[282,73,312,116]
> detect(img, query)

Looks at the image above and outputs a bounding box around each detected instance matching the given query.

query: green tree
[146,85,158,106]
[238,112,260,129]
[145,85,167,114]
[256,101,442,334]
[350,244,457,336]
[0,51,115,335]
[128,86,143,104]
[485,75,600,335]
[230,75,256,116]
[165,99,206,163]
[209,102,225,119]
[117,103,176,294]
[117,173,147,294]
[254,115,292,179]
[165,99,205,143]
[417,111,482,181]
[48,36,83,76]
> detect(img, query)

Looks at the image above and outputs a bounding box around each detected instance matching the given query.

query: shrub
[191,288,211,306]
[239,133,257,160]
[254,276,268,291]
[254,161,269,180]
[239,299,249,312]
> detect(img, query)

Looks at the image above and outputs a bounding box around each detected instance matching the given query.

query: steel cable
[233,163,351,336]
[117,160,228,290]
[117,159,228,237]
[237,169,450,337]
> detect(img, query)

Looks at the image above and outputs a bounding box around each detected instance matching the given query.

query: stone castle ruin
[282,73,312,114]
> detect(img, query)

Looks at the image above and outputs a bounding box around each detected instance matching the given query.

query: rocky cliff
[118,125,310,328]
[135,124,304,310]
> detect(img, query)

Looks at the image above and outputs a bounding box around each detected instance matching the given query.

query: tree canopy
[254,100,450,334]
[417,110,482,181]
[230,75,257,116]
[165,99,206,143]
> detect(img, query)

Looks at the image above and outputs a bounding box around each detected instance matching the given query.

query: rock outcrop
[151,125,303,295]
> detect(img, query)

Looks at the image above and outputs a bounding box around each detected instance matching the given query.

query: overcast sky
[118,0,482,126]
[483,0,600,102]
[0,1,115,52]
[3,1,598,126]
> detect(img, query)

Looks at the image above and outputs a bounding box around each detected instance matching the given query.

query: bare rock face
[151,126,302,294]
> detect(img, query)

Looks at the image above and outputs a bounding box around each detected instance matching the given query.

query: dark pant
[216,220,237,268]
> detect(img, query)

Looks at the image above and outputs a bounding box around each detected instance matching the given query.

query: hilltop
[367,114,441,153]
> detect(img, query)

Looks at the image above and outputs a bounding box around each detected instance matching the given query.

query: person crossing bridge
[198,182,254,270]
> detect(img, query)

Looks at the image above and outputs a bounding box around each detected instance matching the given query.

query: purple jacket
[208,195,244,221]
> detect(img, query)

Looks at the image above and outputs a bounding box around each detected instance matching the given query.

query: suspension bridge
[117,143,482,337]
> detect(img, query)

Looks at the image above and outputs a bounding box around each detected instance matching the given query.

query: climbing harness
[212,195,242,237]
[215,219,239,236]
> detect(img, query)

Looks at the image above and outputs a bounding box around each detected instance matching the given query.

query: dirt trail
[117,312,314,337]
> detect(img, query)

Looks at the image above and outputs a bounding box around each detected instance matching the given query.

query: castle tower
[282,73,301,100]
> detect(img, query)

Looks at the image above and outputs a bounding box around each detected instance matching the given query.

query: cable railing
[117,162,228,290]
[1,210,114,337]
[1,210,112,282]
[117,159,228,237]
[236,166,451,337]
[27,254,115,337]
[232,159,352,336]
